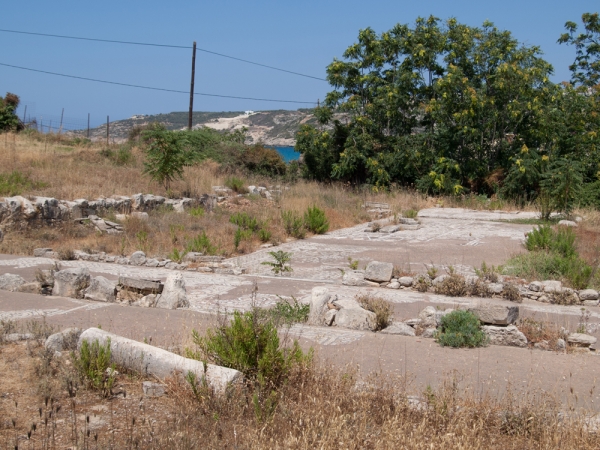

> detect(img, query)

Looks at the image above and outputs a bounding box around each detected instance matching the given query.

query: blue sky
[1,1,598,128]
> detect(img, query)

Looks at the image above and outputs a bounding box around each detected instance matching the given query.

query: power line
[0,28,327,82]
[0,62,317,104]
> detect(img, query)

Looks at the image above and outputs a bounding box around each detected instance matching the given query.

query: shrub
[189,206,205,218]
[238,145,287,176]
[188,310,311,389]
[261,250,293,275]
[72,338,116,397]
[435,274,468,297]
[168,248,187,263]
[469,279,492,297]
[225,176,248,194]
[257,297,310,326]
[281,210,305,239]
[415,276,430,292]
[0,170,47,196]
[475,262,499,282]
[229,212,259,232]
[526,225,577,258]
[436,310,487,348]
[357,295,393,331]
[502,283,523,303]
[0,92,20,131]
[186,231,217,255]
[258,227,272,243]
[304,206,329,234]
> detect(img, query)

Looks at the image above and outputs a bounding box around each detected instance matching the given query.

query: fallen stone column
[78,328,242,393]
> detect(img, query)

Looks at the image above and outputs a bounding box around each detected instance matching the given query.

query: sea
[271,146,300,162]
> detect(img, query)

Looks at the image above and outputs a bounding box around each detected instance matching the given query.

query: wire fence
[16,103,99,136]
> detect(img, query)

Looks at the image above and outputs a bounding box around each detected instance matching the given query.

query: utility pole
[106,116,109,146]
[59,108,64,134]
[87,113,90,138]
[22,105,27,123]
[188,41,197,130]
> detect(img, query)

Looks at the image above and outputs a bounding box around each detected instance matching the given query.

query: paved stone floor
[1,208,600,409]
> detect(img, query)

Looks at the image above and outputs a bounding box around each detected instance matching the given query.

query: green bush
[0,171,47,196]
[188,310,311,389]
[281,210,305,238]
[225,176,248,194]
[261,250,293,275]
[257,297,310,326]
[186,231,217,255]
[72,338,116,397]
[508,225,593,289]
[0,92,20,132]
[303,206,329,234]
[229,212,259,232]
[436,310,487,348]
[258,227,272,243]
[239,145,287,176]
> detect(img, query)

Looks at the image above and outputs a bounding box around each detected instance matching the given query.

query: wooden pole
[59,108,64,134]
[22,105,27,123]
[106,116,109,146]
[188,41,197,130]
[87,113,90,138]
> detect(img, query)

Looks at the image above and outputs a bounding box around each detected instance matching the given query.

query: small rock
[142,381,165,397]
[135,294,159,308]
[528,281,543,292]
[33,248,53,257]
[145,258,160,267]
[421,328,437,338]
[556,338,566,350]
[487,283,504,295]
[0,273,26,292]
[323,309,337,326]
[387,281,400,289]
[4,333,35,342]
[131,211,149,221]
[335,307,376,331]
[432,275,449,286]
[45,328,82,352]
[17,282,42,294]
[558,220,577,227]
[380,323,416,336]
[542,280,562,293]
[130,251,147,266]
[482,325,527,347]
[398,277,413,287]
[583,300,599,307]
[567,333,597,347]
[533,340,550,350]
[579,289,599,301]
[52,268,91,299]
[418,306,438,328]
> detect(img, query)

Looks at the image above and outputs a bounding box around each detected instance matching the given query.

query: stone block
[52,268,90,298]
[380,323,416,336]
[155,273,189,309]
[118,276,163,294]
[84,276,116,302]
[579,289,599,301]
[468,304,519,325]
[365,261,393,283]
[482,325,527,347]
[567,333,597,347]
[0,273,26,292]
[78,328,242,393]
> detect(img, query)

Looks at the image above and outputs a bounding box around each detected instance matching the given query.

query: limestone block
[567,333,597,347]
[130,251,147,266]
[579,289,599,301]
[335,307,376,331]
[468,304,519,325]
[52,268,91,298]
[482,325,527,347]
[155,273,189,309]
[398,277,414,287]
[308,287,331,325]
[380,323,416,336]
[342,270,366,286]
[45,328,82,352]
[84,276,116,302]
[0,273,26,292]
[78,328,242,393]
[365,261,394,283]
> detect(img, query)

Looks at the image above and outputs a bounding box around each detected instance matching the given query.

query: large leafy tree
[296,17,555,194]
[559,12,600,87]
[0,92,20,132]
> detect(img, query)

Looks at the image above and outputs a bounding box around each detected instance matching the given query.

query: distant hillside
[79,109,335,146]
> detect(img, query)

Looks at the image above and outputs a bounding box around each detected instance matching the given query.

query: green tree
[0,92,20,132]
[559,12,600,87]
[142,125,194,191]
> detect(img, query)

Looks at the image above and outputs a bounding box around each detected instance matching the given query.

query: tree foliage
[0,92,20,132]
[559,12,600,87]
[295,15,600,215]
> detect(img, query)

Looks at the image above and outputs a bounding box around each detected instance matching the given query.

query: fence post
[87,113,90,139]
[106,116,109,146]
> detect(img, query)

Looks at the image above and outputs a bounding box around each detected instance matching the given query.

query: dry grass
[517,317,563,350]
[0,133,433,259]
[356,294,394,331]
[2,337,600,449]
